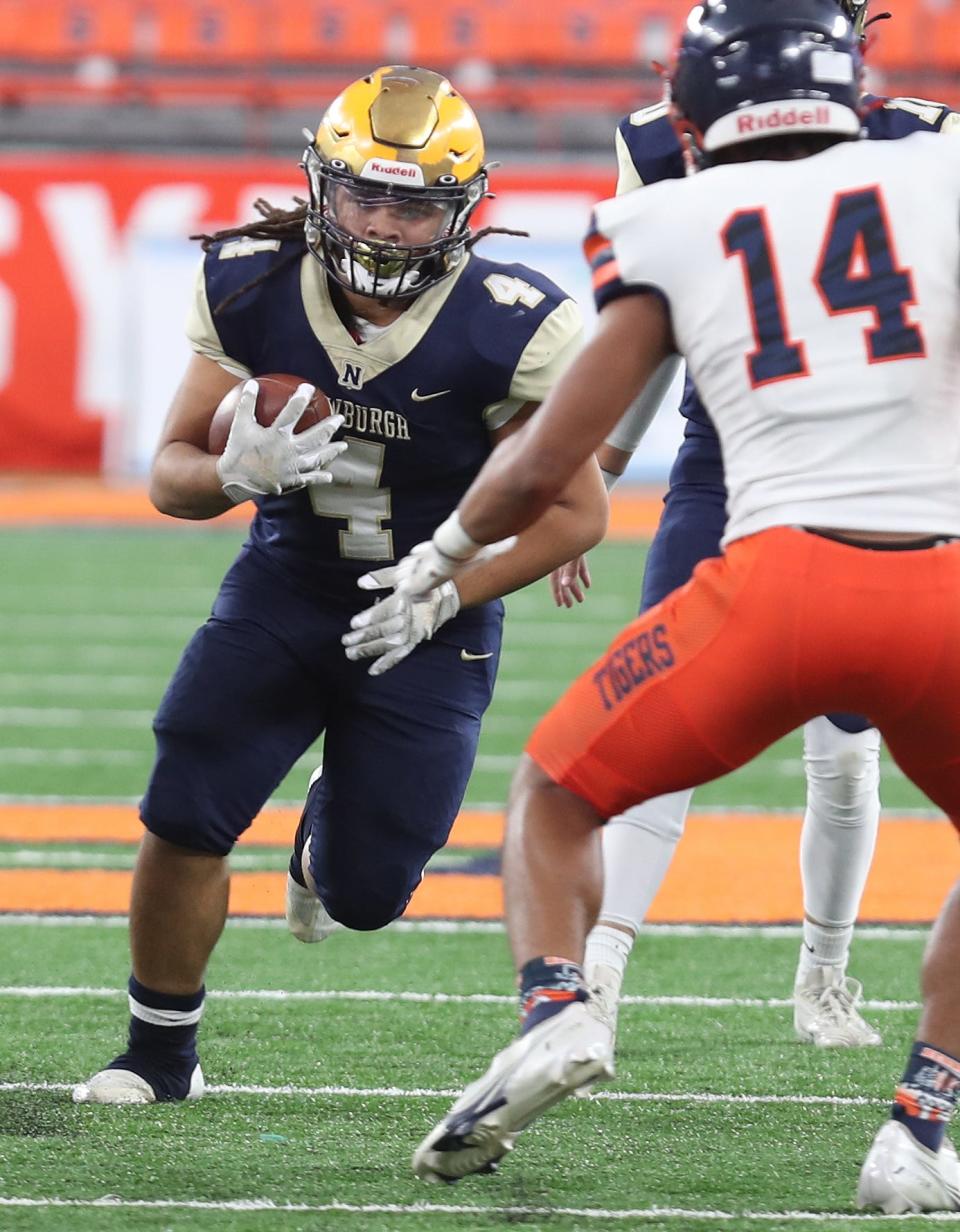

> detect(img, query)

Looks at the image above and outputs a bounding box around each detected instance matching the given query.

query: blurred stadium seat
[268,2,384,64]
[0,0,957,74]
[150,1,263,64]
[0,0,957,115]
[1,0,140,59]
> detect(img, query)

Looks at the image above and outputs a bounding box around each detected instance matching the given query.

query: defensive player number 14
[723,184,926,389]
[308,436,394,561]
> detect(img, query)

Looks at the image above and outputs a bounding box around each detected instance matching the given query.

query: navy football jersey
[188,243,582,609]
[614,93,959,487]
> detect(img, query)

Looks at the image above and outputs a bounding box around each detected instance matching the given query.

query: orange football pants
[527,526,960,827]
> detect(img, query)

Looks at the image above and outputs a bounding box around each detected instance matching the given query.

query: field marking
[0,614,619,643]
[0,1197,946,1224]
[0,706,156,726]
[0,1080,888,1107]
[3,813,952,920]
[0,746,513,772]
[0,481,661,537]
[0,984,922,1012]
[0,749,145,765]
[0,794,940,816]
[0,914,931,938]
[0,849,292,870]
[0,673,168,693]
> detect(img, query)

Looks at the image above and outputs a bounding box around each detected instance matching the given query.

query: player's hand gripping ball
[210,374,346,504]
[207,373,331,454]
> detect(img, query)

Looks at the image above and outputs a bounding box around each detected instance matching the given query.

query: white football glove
[342,567,461,676]
[394,512,517,598]
[216,379,347,505]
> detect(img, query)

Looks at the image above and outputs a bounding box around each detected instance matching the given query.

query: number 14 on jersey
[723,184,926,388]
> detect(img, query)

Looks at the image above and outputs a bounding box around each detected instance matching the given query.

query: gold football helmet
[303,66,488,299]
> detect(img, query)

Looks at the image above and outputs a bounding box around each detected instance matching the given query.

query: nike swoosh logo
[460,649,494,662]
[411,388,451,402]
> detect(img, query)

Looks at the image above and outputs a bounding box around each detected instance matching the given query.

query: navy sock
[892,1040,960,1152]
[518,956,588,1035]
[106,976,204,1101]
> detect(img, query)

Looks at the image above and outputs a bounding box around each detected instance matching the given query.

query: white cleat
[285,828,343,944]
[285,873,343,944]
[793,964,881,1047]
[412,1001,614,1183]
[72,1062,204,1105]
[857,1120,960,1213]
[585,963,622,1038]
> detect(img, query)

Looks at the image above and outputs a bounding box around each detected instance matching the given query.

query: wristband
[433,511,483,562]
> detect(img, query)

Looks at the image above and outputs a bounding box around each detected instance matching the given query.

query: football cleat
[584,962,623,1038]
[857,1120,960,1213]
[285,865,343,944]
[286,782,343,944]
[793,964,881,1047]
[72,1062,204,1105]
[412,1001,614,1183]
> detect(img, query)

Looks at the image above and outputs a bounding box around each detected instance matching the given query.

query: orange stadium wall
[0,156,616,475]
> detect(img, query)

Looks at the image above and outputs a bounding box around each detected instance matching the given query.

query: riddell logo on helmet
[361,158,426,186]
[737,105,831,134]
[368,160,417,178]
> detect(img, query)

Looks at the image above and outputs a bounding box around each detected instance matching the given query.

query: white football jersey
[591,133,960,543]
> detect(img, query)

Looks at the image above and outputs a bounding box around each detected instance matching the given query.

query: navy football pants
[141,548,501,928]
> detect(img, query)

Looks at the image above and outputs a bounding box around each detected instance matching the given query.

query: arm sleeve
[482,298,584,429]
[184,257,252,378]
[605,354,683,454]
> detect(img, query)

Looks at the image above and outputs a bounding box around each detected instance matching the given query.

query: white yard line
[0,914,931,939]
[0,1079,888,1107]
[0,673,167,693]
[0,749,145,765]
[0,849,287,869]
[0,707,156,726]
[0,793,942,819]
[0,1196,946,1223]
[0,984,922,1011]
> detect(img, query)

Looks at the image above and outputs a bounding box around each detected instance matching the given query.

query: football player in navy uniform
[546,0,960,1050]
[73,66,607,1105]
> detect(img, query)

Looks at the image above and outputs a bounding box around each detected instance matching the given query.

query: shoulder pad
[864,94,954,138]
[615,102,685,189]
[462,255,571,315]
[203,237,304,314]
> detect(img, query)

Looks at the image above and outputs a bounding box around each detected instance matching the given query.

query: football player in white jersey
[555,0,960,1055]
[389,0,960,1210]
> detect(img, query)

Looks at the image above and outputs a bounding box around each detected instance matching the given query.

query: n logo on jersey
[339,361,365,390]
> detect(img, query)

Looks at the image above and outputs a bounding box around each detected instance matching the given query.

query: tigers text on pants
[527,526,960,827]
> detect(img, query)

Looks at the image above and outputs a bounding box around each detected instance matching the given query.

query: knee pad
[608,788,693,844]
[803,715,881,826]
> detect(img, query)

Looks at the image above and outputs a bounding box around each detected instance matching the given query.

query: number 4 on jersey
[723,185,926,388]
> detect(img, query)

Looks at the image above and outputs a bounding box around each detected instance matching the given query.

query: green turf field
[0,524,942,1229]
[0,920,933,1229]
[0,526,933,810]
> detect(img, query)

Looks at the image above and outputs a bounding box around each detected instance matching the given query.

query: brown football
[207,373,331,455]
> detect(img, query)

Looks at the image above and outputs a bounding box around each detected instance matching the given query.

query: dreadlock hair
[191,197,528,315]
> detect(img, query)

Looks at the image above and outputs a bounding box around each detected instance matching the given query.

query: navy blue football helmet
[669,0,864,161]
